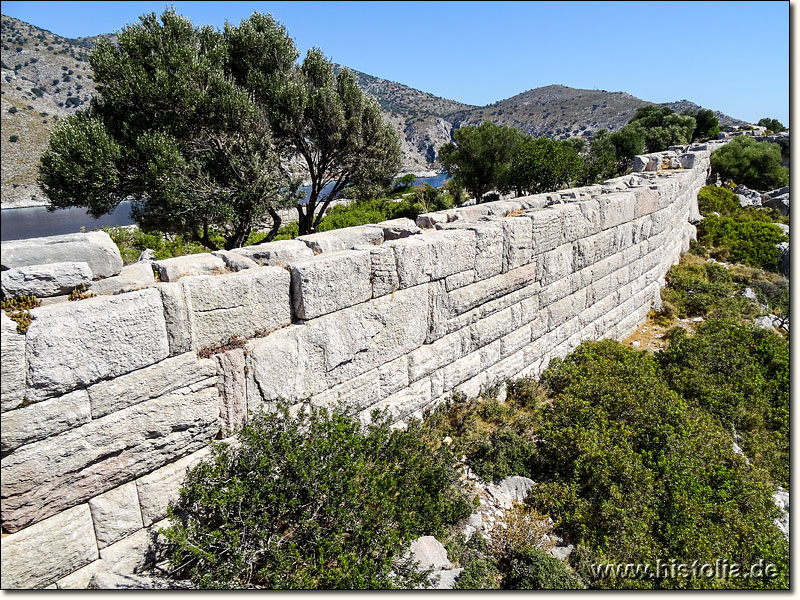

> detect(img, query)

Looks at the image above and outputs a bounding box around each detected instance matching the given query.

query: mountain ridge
[1,14,746,208]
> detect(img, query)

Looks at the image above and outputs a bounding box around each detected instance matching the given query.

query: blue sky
[2,1,790,125]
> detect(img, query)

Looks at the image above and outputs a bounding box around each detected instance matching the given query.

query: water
[0,174,450,241]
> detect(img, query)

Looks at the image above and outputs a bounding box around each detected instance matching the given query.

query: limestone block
[1,261,93,298]
[633,155,651,172]
[445,270,475,291]
[598,192,636,230]
[470,303,525,348]
[88,352,215,419]
[298,226,383,254]
[1,311,26,412]
[25,288,170,402]
[215,348,247,434]
[633,186,660,218]
[231,239,314,266]
[529,314,546,341]
[0,503,98,589]
[385,236,431,288]
[303,285,429,385]
[369,245,399,297]
[363,377,431,424]
[181,267,291,350]
[379,356,409,398]
[158,283,193,356]
[502,216,534,271]
[416,210,457,229]
[377,217,422,240]
[211,249,259,272]
[154,253,227,282]
[442,341,499,393]
[290,250,372,319]
[437,220,504,280]
[500,324,532,358]
[408,329,472,383]
[1,389,90,452]
[573,236,596,271]
[89,275,150,296]
[537,243,574,286]
[310,369,381,413]
[88,572,193,590]
[539,273,579,307]
[98,524,164,575]
[55,559,107,589]
[548,288,586,331]
[426,279,450,343]
[246,326,325,408]
[425,229,477,281]
[88,482,144,549]
[135,448,213,527]
[448,262,538,316]
[485,349,525,385]
[1,387,219,532]
[0,231,123,278]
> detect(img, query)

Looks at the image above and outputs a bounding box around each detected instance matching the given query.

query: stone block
[1,387,219,532]
[416,210,456,229]
[298,226,383,254]
[1,311,26,412]
[215,348,247,434]
[158,283,193,356]
[87,572,193,590]
[378,356,409,397]
[135,448,213,527]
[310,369,381,412]
[423,229,477,281]
[363,377,431,424]
[408,329,472,383]
[290,250,372,319]
[231,239,314,266]
[537,243,574,286]
[0,503,98,588]
[1,389,90,452]
[0,231,122,278]
[377,217,422,240]
[211,249,259,272]
[88,482,144,549]
[548,288,586,331]
[88,352,215,419]
[369,245,399,297]
[500,323,532,358]
[437,220,504,280]
[25,288,170,402]
[502,216,533,271]
[598,192,636,230]
[385,236,431,288]
[1,261,93,298]
[445,270,475,291]
[181,267,291,350]
[154,253,227,282]
[633,186,660,217]
[448,262,538,316]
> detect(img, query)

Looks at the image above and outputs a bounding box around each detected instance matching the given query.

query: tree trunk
[262,207,283,243]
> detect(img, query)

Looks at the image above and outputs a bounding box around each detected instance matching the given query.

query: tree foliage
[628,105,696,152]
[38,9,401,245]
[439,122,526,202]
[267,49,401,234]
[684,108,720,141]
[757,118,786,133]
[508,137,582,195]
[710,136,789,191]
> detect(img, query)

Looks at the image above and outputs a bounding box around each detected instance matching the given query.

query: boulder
[230,239,313,267]
[1,261,92,298]
[408,536,452,570]
[211,249,258,272]
[733,184,763,208]
[297,225,384,254]
[0,231,123,278]
[776,241,789,277]
[763,190,789,216]
[377,217,422,240]
[498,475,535,502]
[153,253,227,282]
[136,248,155,263]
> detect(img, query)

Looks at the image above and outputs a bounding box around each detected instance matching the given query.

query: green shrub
[161,404,470,589]
[8,135,19,142]
[505,546,580,589]
[454,557,502,589]
[103,226,210,264]
[710,137,788,191]
[658,320,789,487]
[697,186,740,216]
[697,215,787,272]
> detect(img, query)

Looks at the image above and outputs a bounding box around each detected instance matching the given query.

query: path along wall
[0,140,723,588]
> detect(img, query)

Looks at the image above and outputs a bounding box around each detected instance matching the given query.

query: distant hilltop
[1,14,746,208]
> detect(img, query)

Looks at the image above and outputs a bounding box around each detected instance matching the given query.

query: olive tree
[39,10,302,250]
[710,136,789,191]
[508,137,582,196]
[267,49,402,235]
[628,105,696,152]
[439,122,527,203]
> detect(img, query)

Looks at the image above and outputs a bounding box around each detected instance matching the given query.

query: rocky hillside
[1,14,746,208]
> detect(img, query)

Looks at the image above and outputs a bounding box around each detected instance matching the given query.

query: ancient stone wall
[0,140,722,588]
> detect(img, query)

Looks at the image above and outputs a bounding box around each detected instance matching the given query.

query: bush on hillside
[710,136,789,191]
[161,404,471,589]
[696,215,787,272]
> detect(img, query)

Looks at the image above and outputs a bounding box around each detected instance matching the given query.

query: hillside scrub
[710,136,789,191]
[160,404,471,589]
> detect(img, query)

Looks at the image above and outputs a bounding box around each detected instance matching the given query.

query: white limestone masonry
[0,140,721,587]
